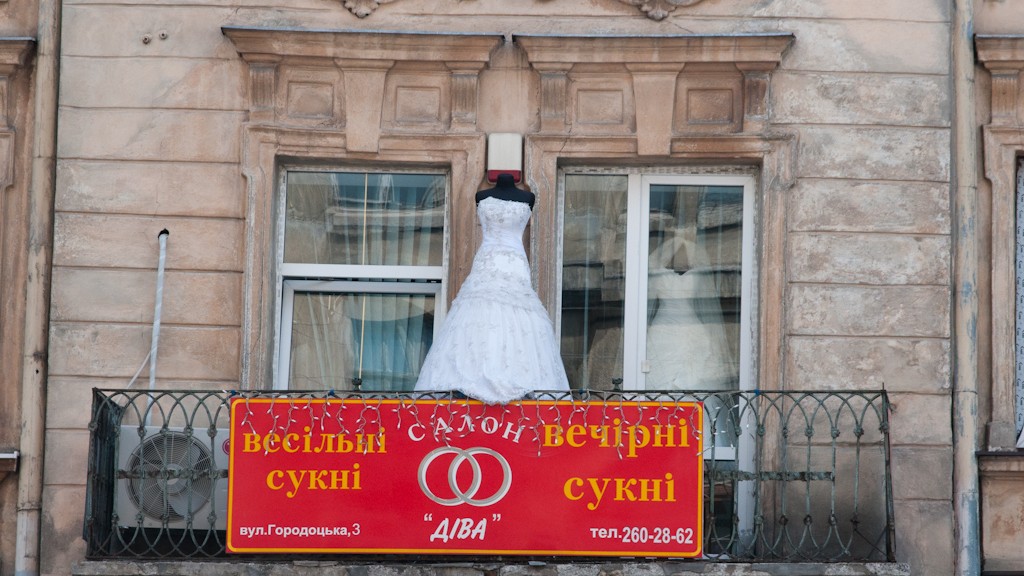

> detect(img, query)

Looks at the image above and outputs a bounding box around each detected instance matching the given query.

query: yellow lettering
[627,425,650,458]
[652,425,675,448]
[677,419,690,447]
[356,431,385,454]
[302,427,313,452]
[614,478,638,502]
[309,469,328,490]
[263,433,281,454]
[587,478,611,511]
[313,434,333,453]
[282,433,300,453]
[544,425,564,447]
[563,477,583,501]
[266,470,284,490]
[566,424,587,448]
[608,419,624,449]
[567,475,676,509]
[243,433,261,453]
[286,470,306,498]
[336,434,354,453]
[638,478,661,502]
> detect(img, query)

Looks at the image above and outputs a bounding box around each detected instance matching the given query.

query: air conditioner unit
[115,426,229,530]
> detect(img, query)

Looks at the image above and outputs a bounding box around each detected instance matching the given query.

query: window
[1015,158,1024,446]
[559,171,755,392]
[276,169,448,391]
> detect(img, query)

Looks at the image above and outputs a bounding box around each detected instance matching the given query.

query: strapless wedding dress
[414,197,570,403]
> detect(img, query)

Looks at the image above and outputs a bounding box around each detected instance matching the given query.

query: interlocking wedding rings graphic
[418,447,513,507]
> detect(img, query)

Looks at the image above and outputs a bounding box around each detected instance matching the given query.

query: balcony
[84,388,896,568]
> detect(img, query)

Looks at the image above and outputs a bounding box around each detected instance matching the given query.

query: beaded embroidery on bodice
[413,197,570,403]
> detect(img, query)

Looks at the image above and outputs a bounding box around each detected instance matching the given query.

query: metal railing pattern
[84,388,893,562]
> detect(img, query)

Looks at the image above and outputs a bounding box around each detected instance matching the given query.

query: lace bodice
[463,197,536,301]
[477,196,532,253]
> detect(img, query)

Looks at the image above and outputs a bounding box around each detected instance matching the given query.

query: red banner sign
[227,398,703,557]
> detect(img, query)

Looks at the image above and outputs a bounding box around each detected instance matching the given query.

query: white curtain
[283,172,444,391]
[1015,158,1024,447]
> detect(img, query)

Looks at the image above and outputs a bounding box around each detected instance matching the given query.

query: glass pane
[1015,157,1024,440]
[560,174,628,390]
[284,171,445,266]
[646,184,742,390]
[288,291,435,392]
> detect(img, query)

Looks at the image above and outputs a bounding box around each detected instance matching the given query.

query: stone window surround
[0,37,35,192]
[0,37,35,485]
[977,34,1024,450]
[223,27,795,392]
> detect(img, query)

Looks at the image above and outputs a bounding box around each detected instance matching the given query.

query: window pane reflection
[288,291,435,392]
[560,175,628,390]
[284,172,445,266]
[645,184,742,391]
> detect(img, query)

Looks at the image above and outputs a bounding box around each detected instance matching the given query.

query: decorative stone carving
[517,34,793,152]
[977,35,1024,126]
[0,38,35,190]
[342,0,397,18]
[0,38,35,130]
[446,62,486,132]
[616,0,705,21]
[223,27,501,150]
[247,59,278,124]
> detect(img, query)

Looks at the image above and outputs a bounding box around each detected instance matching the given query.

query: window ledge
[979,450,1024,476]
[74,560,910,576]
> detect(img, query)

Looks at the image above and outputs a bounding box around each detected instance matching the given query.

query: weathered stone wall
[46,1,959,575]
[0,1,40,576]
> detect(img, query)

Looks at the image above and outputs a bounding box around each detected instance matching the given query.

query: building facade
[2,1,1024,575]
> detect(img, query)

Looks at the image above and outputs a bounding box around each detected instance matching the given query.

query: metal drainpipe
[150,230,169,392]
[16,0,60,574]
[952,0,981,575]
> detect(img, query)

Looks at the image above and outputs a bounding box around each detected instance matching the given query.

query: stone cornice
[976,35,1024,127]
[223,26,503,150]
[0,37,36,71]
[515,33,794,67]
[333,0,708,20]
[222,26,502,64]
[976,34,1024,69]
[616,0,706,21]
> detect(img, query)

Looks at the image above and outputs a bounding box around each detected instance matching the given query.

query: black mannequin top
[475,173,535,209]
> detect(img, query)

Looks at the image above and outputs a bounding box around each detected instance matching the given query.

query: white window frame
[272,166,450,391]
[277,279,444,390]
[558,169,759,541]
[557,170,757,394]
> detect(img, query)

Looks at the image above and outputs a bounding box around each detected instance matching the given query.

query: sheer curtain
[560,175,629,390]
[1015,158,1024,446]
[282,171,445,391]
[644,184,740,391]
[560,176,743,392]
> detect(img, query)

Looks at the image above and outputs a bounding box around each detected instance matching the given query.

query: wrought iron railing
[84,388,894,562]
